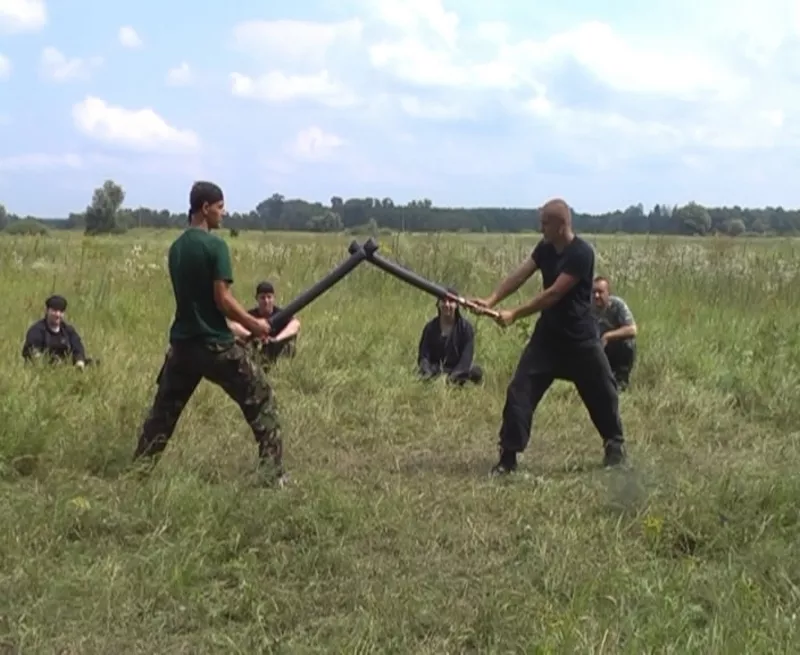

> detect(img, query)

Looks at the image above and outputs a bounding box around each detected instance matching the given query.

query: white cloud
[503,22,747,101]
[8,0,800,213]
[230,70,357,108]
[0,53,10,78]
[367,9,745,101]
[370,0,459,48]
[40,47,102,82]
[229,18,364,109]
[231,18,363,67]
[118,26,142,48]
[288,126,344,161]
[72,96,200,153]
[0,0,46,32]
[354,0,799,160]
[166,62,192,86]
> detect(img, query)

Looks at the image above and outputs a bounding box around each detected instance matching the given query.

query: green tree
[675,202,712,235]
[84,180,126,235]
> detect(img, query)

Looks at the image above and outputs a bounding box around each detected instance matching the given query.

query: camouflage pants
[134,339,283,472]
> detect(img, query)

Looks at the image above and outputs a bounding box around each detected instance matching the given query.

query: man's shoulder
[457,314,475,333]
[247,306,260,317]
[565,236,595,280]
[531,238,551,261]
[570,235,595,257]
[171,228,226,248]
[169,229,195,254]
[610,294,629,308]
[204,229,228,246]
[532,237,548,252]
[610,295,633,316]
[26,318,46,332]
[422,316,439,332]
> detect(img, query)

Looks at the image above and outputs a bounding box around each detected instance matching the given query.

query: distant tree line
[1,180,798,237]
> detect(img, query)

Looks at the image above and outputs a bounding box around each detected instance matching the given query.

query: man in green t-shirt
[133,181,287,486]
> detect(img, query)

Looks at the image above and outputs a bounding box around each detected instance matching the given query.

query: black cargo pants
[498,327,624,454]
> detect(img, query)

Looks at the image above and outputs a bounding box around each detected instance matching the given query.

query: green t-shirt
[167,227,235,344]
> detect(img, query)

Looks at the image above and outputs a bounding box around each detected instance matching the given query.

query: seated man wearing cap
[229,281,301,367]
[417,289,483,386]
[22,295,94,367]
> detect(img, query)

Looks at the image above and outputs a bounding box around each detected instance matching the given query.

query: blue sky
[1,0,799,217]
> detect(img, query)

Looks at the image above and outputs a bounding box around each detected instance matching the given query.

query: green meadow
[1,229,799,653]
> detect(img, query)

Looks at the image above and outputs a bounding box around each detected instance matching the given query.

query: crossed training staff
[264,237,499,332]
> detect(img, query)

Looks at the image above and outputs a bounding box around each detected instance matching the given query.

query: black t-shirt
[530,236,596,343]
[248,305,292,335]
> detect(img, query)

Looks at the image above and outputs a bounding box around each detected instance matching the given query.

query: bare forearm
[512,289,561,320]
[489,271,529,306]
[227,319,252,340]
[273,319,300,341]
[218,294,261,332]
[605,325,637,340]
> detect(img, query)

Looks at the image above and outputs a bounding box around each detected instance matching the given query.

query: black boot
[489,447,518,477]
[603,439,626,467]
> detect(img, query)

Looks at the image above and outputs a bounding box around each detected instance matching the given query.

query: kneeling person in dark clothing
[472,198,626,475]
[592,276,637,390]
[22,295,95,368]
[230,281,301,366]
[417,290,483,385]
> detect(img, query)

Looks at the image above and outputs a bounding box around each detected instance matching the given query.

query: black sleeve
[274,305,289,318]
[417,322,436,376]
[268,305,292,334]
[273,305,294,323]
[448,321,475,381]
[562,241,594,279]
[246,306,260,317]
[22,322,45,360]
[66,325,86,362]
[530,239,545,266]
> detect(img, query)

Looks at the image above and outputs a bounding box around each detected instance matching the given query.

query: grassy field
[1,228,800,653]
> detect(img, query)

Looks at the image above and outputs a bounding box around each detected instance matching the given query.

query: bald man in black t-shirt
[472,198,626,475]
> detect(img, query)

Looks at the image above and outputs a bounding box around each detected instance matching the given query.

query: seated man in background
[417,289,483,386]
[22,294,95,368]
[592,276,637,390]
[229,281,301,366]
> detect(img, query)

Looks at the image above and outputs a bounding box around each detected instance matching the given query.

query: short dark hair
[256,281,275,296]
[189,181,224,214]
[45,294,67,311]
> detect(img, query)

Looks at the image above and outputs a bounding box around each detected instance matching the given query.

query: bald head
[538,198,574,245]
[540,198,572,226]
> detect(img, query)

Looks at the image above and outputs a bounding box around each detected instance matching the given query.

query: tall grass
[1,229,799,652]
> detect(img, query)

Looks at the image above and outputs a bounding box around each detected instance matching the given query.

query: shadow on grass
[391,451,619,481]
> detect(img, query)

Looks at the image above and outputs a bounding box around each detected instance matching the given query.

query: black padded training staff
[267,239,370,329]
[361,237,499,319]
